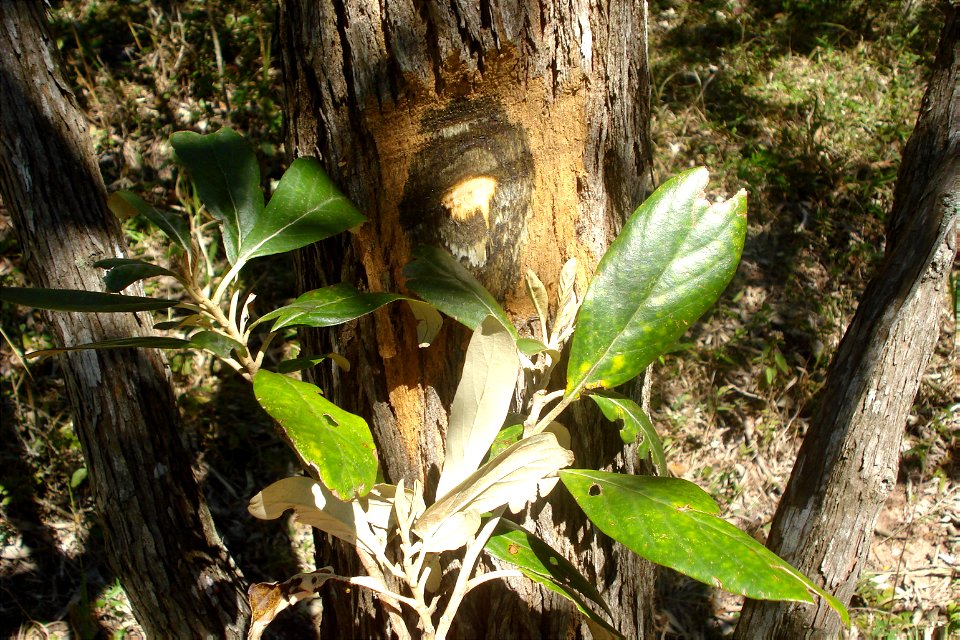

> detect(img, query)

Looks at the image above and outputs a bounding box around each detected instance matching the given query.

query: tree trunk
[279,0,656,637]
[0,4,249,637]
[735,4,959,638]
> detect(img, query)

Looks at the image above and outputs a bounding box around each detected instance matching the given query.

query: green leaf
[253,371,377,500]
[403,247,519,340]
[485,520,621,638]
[107,191,192,254]
[247,157,366,261]
[70,467,88,489]
[254,284,405,332]
[566,168,747,394]
[516,337,552,357]
[171,127,264,266]
[589,393,667,475]
[277,353,351,374]
[487,423,524,461]
[93,259,179,292]
[560,469,850,626]
[26,336,192,359]
[154,315,205,330]
[0,287,178,312]
[774,350,790,374]
[189,331,243,358]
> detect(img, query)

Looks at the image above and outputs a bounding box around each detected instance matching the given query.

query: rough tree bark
[735,3,958,638]
[280,0,656,637]
[0,4,249,637]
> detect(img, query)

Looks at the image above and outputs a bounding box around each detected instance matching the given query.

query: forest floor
[1,1,956,639]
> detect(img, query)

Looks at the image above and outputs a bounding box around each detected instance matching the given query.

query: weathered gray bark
[0,4,249,637]
[280,0,656,637]
[735,3,959,638]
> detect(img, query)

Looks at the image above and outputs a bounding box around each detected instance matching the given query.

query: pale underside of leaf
[406,299,443,347]
[436,316,521,499]
[248,476,391,557]
[413,433,574,552]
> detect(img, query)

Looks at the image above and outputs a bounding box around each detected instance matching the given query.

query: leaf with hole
[589,392,667,475]
[560,469,849,626]
[248,569,337,640]
[0,287,178,312]
[436,316,520,499]
[253,371,377,499]
[567,168,747,395]
[485,520,620,638]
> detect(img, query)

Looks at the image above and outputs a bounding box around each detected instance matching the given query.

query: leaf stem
[434,512,503,640]
[529,391,579,436]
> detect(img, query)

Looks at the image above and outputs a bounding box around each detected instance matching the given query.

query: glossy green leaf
[154,315,206,331]
[253,371,377,499]
[94,258,179,292]
[403,247,519,340]
[171,127,264,265]
[189,331,243,358]
[517,337,552,357]
[0,287,178,312]
[487,423,524,462]
[247,157,366,261]
[485,520,620,638]
[26,336,192,359]
[566,168,747,395]
[560,469,850,626]
[107,191,192,254]
[589,393,667,475]
[277,353,351,374]
[436,316,520,499]
[254,284,404,332]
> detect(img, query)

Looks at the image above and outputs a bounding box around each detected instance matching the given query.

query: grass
[648,1,956,636]
[0,0,955,638]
